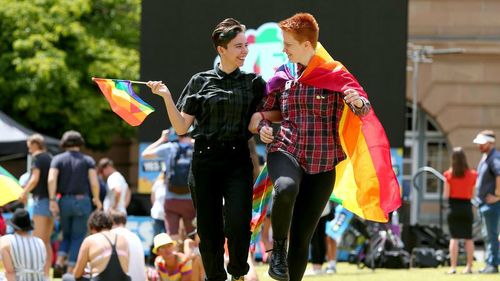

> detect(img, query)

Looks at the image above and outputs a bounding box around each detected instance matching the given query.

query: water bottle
[391,211,399,226]
[391,211,401,238]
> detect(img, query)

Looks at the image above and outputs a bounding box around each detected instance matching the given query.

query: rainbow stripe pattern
[0,165,23,206]
[250,164,273,245]
[93,78,154,126]
[266,43,401,222]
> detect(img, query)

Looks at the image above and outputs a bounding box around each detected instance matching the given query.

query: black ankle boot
[268,239,289,281]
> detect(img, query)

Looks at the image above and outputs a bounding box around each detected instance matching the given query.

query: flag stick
[129,80,148,85]
[92,77,148,85]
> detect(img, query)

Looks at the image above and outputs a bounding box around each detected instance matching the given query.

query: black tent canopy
[0,111,59,160]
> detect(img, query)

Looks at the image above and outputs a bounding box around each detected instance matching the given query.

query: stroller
[358,222,410,269]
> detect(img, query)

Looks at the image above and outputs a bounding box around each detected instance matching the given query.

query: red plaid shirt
[259,73,370,174]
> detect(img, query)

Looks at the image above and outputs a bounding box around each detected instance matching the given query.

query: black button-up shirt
[176,64,266,141]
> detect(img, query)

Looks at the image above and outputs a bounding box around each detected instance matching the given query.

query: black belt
[194,138,248,150]
[60,193,88,197]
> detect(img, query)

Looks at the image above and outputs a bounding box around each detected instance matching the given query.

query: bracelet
[259,112,266,121]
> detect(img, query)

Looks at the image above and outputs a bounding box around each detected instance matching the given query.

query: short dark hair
[88,210,113,232]
[211,18,246,49]
[108,209,127,226]
[97,158,114,173]
[60,130,85,148]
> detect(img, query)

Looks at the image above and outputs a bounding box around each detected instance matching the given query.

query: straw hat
[152,233,176,254]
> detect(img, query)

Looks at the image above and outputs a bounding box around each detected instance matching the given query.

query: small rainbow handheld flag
[92,78,154,126]
[0,165,23,206]
[250,164,273,246]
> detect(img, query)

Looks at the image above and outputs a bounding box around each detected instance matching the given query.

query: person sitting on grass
[0,208,49,281]
[148,233,192,281]
[72,210,130,281]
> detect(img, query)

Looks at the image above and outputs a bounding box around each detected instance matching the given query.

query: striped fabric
[6,233,46,281]
[154,255,192,281]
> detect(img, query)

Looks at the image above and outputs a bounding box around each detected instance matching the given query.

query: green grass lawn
[3,261,495,280]
[253,262,495,281]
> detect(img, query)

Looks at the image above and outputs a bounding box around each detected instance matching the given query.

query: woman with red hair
[250,13,371,281]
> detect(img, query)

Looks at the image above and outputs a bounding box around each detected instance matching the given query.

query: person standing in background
[151,172,167,236]
[305,202,337,276]
[142,131,196,241]
[48,130,102,275]
[443,147,477,274]
[98,158,130,214]
[472,130,500,274]
[97,169,108,209]
[19,134,53,276]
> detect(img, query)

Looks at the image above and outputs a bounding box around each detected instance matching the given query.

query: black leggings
[267,151,335,281]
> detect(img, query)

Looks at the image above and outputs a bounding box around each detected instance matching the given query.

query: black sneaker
[52,264,64,278]
[479,265,498,274]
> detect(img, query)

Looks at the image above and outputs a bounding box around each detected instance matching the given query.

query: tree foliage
[0,0,141,149]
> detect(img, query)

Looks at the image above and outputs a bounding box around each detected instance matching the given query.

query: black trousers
[191,140,253,281]
[310,206,335,265]
[267,151,335,281]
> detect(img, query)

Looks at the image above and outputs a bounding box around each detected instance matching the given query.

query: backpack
[167,142,193,194]
[410,247,445,268]
[402,224,449,253]
[362,228,410,269]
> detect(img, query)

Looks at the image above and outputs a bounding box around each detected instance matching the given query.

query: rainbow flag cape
[250,164,273,246]
[0,165,23,206]
[93,78,154,126]
[265,43,401,222]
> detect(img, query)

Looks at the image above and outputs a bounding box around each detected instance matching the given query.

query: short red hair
[279,13,319,49]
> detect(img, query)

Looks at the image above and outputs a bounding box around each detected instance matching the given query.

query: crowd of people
[1,11,499,281]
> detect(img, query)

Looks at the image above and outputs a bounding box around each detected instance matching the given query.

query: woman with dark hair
[443,147,477,274]
[48,130,102,275]
[73,210,130,281]
[147,18,266,281]
[0,208,49,281]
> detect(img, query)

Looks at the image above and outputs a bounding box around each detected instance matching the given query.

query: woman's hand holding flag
[147,81,171,99]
